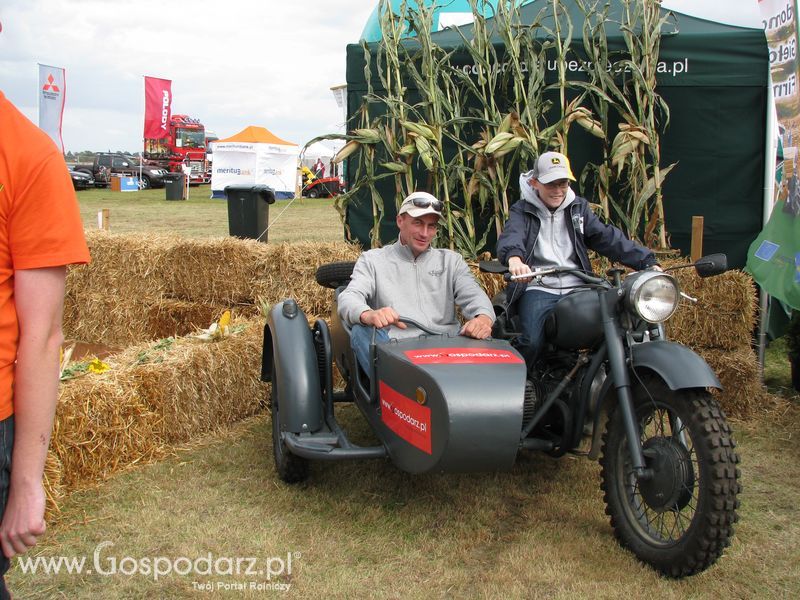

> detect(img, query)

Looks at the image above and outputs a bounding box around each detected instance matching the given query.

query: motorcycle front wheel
[600,376,740,578]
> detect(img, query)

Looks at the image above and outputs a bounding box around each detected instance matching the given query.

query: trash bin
[224,185,276,242]
[165,175,186,200]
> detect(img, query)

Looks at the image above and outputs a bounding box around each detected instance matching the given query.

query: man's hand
[460,314,493,339]
[508,256,533,282]
[0,480,46,558]
[359,307,407,329]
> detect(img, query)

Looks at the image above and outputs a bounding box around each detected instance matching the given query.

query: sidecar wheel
[315,261,356,289]
[599,377,740,578]
[270,364,309,483]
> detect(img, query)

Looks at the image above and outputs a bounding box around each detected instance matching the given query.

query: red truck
[143,114,209,184]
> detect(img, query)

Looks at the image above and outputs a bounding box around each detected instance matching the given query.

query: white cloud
[0,0,373,151]
[0,0,766,152]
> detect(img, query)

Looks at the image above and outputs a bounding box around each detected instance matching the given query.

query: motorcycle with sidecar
[260,253,740,578]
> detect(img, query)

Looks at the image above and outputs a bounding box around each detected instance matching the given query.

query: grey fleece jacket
[520,173,584,294]
[337,241,495,339]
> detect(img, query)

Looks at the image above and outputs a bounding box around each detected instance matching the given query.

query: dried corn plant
[322,0,675,258]
[575,0,676,248]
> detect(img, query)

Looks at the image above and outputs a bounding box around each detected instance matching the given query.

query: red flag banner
[143,76,172,139]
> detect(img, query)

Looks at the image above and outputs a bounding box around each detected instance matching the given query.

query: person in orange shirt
[0,83,90,597]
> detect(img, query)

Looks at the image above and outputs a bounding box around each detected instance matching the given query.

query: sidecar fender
[262,300,324,434]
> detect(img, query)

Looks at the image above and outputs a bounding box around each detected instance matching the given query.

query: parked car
[74,153,175,189]
[68,166,94,191]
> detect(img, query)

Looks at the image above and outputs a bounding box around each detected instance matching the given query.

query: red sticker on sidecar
[379,381,432,454]
[404,348,524,365]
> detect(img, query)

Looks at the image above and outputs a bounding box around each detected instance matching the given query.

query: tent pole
[757,77,778,376]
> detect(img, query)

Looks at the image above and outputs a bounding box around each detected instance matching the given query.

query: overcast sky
[0,1,763,153]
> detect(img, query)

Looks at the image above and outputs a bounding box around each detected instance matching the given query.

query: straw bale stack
[126,319,266,444]
[44,451,65,519]
[249,242,360,316]
[698,346,765,416]
[65,233,360,344]
[50,318,267,498]
[667,267,757,350]
[63,291,153,346]
[53,375,165,491]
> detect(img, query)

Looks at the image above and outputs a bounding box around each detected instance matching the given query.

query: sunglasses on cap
[406,196,444,212]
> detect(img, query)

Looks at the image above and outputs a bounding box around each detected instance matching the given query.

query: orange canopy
[215,125,296,146]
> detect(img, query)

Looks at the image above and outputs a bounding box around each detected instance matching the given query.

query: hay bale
[250,242,361,316]
[43,450,64,520]
[125,319,267,444]
[50,317,268,502]
[698,346,765,417]
[667,267,756,351]
[70,231,170,301]
[52,376,165,491]
[63,291,153,346]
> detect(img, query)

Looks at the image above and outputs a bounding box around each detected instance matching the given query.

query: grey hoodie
[337,240,495,339]
[519,171,583,294]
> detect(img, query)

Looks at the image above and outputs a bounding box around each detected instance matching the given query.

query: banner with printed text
[143,76,172,139]
[38,64,65,153]
[747,1,800,308]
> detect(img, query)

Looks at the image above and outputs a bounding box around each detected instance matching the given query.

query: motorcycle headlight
[625,271,679,323]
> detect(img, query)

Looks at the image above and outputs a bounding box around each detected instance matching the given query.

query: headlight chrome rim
[626,271,679,323]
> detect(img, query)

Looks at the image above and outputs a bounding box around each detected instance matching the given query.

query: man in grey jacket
[338,191,495,374]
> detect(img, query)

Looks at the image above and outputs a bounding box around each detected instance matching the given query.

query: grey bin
[224,185,276,242]
[165,175,186,200]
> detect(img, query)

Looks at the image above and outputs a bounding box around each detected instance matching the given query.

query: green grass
[8,406,800,598]
[76,185,345,243]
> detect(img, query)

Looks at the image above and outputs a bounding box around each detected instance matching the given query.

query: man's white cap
[532,151,576,184]
[397,191,443,218]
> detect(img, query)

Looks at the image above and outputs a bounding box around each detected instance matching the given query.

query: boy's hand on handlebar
[360,307,407,329]
[508,256,533,282]
[460,314,493,339]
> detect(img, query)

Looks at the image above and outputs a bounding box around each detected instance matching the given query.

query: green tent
[344,2,769,267]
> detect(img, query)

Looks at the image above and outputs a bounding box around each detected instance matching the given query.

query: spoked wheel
[270,364,309,483]
[600,376,740,578]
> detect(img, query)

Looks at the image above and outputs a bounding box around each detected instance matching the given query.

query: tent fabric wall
[211,126,299,199]
[343,2,769,267]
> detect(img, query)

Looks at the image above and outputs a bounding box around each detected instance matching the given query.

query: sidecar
[260,263,528,482]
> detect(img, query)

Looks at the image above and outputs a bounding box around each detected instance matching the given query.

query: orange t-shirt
[0,91,90,420]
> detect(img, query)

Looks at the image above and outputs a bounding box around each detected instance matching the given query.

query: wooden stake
[690,216,704,262]
[98,208,110,230]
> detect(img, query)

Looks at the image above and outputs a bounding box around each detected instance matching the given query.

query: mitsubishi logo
[42,74,60,92]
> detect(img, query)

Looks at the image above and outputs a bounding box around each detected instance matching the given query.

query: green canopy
[344,2,769,267]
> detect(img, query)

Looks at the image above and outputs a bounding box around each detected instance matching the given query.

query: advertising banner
[38,63,66,153]
[212,141,300,198]
[747,1,800,308]
[143,76,172,139]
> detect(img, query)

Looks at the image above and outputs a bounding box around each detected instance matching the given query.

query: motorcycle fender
[630,341,721,391]
[265,300,324,434]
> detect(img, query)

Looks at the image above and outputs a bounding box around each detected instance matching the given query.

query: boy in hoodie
[496,151,659,363]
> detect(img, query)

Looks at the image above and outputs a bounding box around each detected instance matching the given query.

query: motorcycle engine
[522,378,548,430]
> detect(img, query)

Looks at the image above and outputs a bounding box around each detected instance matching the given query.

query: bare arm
[0,267,66,558]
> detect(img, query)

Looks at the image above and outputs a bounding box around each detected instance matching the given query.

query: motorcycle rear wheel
[600,376,740,577]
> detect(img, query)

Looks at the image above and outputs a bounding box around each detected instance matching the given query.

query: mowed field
[6,187,800,598]
[75,185,345,242]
